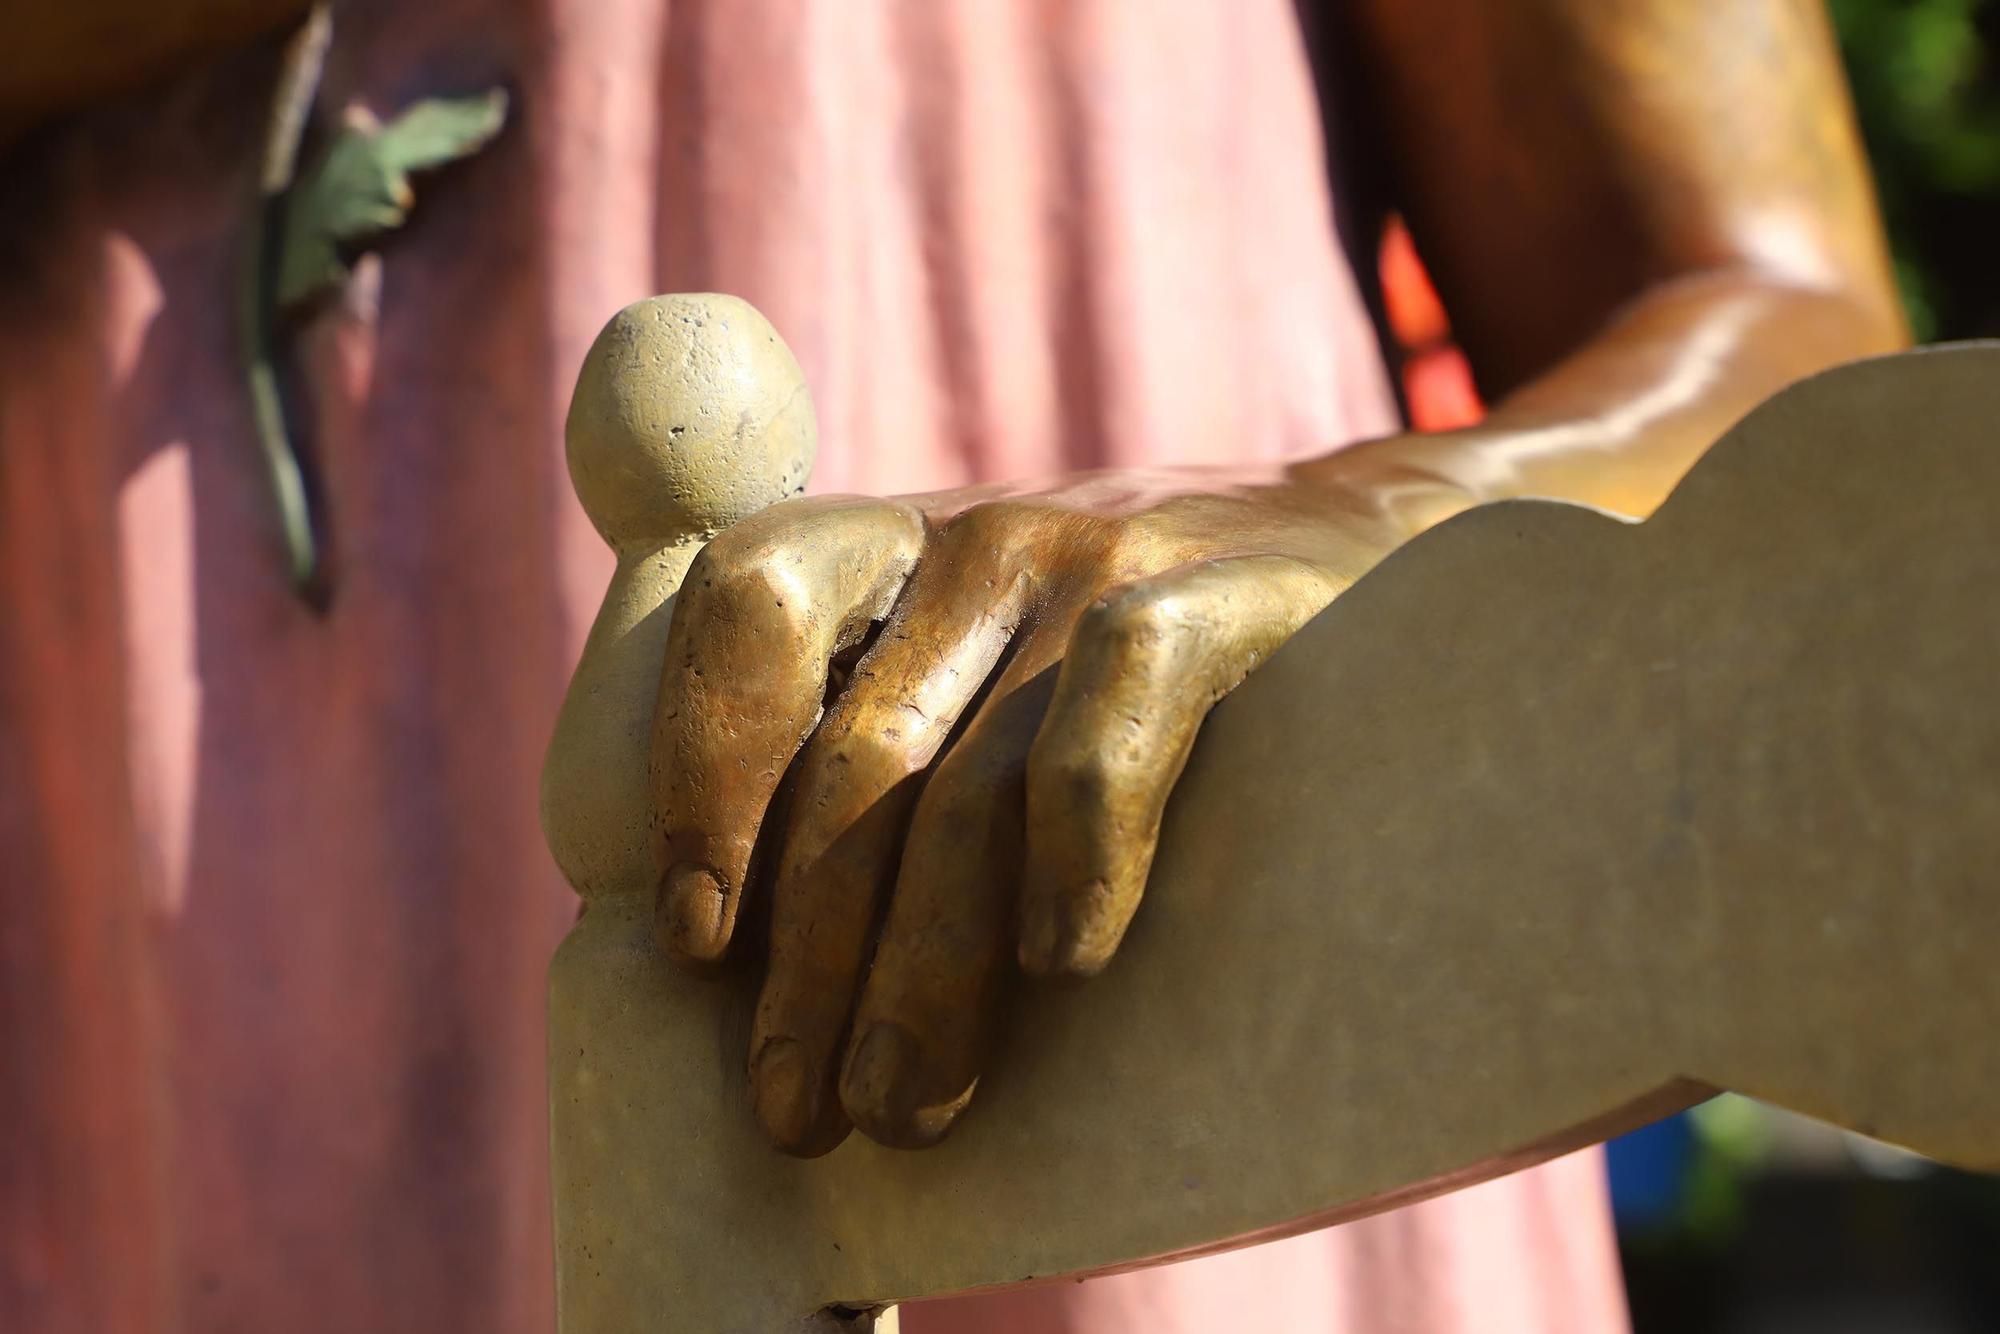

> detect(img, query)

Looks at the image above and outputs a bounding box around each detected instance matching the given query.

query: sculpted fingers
[651,497,923,963]
[836,619,1075,1149]
[1019,556,1343,977]
[749,542,1032,1155]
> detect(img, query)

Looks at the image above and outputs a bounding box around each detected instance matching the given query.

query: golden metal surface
[545,322,1999,1331]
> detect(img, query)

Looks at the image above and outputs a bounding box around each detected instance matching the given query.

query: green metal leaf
[276,87,508,309]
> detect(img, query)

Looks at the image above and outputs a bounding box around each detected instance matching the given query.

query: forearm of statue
[1327,0,1908,528]
[1310,271,1908,534]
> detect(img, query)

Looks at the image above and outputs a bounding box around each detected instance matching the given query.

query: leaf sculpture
[276,88,509,310]
[243,83,507,597]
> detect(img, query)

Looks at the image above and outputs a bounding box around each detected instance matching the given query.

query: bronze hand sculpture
[543,310,1999,1333]
[653,467,1417,1153]
[638,0,1908,1155]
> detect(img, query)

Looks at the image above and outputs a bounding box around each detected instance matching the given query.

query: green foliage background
[1828,0,2000,339]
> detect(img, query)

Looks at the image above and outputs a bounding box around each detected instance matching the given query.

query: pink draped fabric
[0,1,1626,1330]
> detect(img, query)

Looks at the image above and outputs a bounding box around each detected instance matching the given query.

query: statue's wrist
[1293,428,1495,540]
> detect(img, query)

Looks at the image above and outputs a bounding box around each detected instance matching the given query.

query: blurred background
[1381,1,2000,1327]
[1830,0,2000,343]
[1385,0,2000,434]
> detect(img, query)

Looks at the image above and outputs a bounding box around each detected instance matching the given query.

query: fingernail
[751,1037,820,1150]
[841,1022,923,1132]
[656,862,724,959]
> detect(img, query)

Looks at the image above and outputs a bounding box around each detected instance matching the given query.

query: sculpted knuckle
[1078,584,1178,660]
[694,494,854,570]
[688,513,857,618]
[680,538,731,595]
[687,538,789,607]
[948,498,1067,563]
[1034,741,1119,811]
[1104,511,1169,563]
[690,516,767,573]
[941,501,1013,551]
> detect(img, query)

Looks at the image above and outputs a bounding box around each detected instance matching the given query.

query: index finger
[651,496,924,962]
